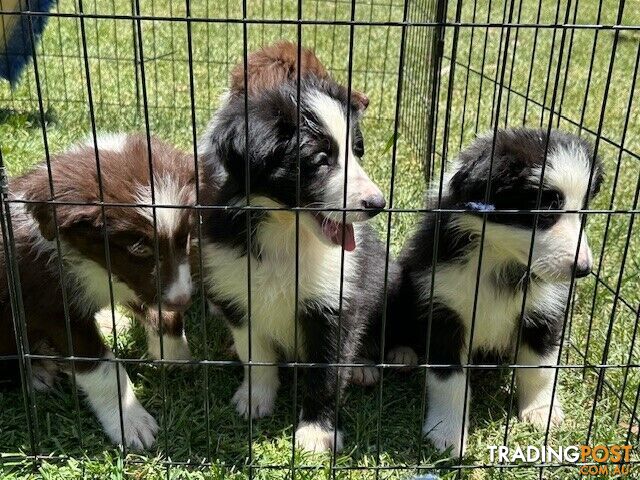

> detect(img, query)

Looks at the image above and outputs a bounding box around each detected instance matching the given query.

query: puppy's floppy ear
[589,152,604,198]
[22,171,102,241]
[204,93,296,183]
[27,201,102,242]
[448,149,495,205]
[205,103,248,183]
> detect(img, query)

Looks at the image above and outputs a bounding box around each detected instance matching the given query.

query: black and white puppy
[387,129,603,456]
[199,76,397,451]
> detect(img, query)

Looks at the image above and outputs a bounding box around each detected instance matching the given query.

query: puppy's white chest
[433,266,520,353]
[426,255,561,355]
[202,224,357,357]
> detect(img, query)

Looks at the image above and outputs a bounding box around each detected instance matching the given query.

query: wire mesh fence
[0,0,638,478]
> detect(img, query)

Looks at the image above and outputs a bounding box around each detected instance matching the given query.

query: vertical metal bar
[150,0,159,109]
[579,0,627,444]
[130,0,141,118]
[472,0,494,134]
[502,2,574,468]
[424,0,447,183]
[1,0,16,109]
[459,0,516,473]
[418,0,461,467]
[617,308,640,424]
[203,0,210,116]
[78,0,127,454]
[331,0,357,476]
[133,0,168,464]
[521,0,544,125]
[537,0,563,128]
[587,170,639,438]
[502,0,524,127]
[374,0,410,477]
[576,0,604,134]
[375,0,397,121]
[554,0,581,127]
[111,0,122,105]
[0,149,38,467]
[92,0,103,106]
[184,0,213,462]
[55,0,70,103]
[25,0,85,452]
[541,4,628,476]
[582,39,640,376]
[488,0,511,127]
[362,0,375,94]
[625,380,640,444]
[240,0,254,475]
[457,0,479,149]
[289,5,302,477]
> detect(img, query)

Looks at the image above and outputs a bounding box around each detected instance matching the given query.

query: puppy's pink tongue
[323,220,356,251]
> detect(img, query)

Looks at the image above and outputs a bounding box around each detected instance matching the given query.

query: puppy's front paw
[101,400,159,450]
[232,381,277,419]
[386,346,418,371]
[295,422,343,452]
[350,358,379,386]
[520,403,564,429]
[423,414,466,458]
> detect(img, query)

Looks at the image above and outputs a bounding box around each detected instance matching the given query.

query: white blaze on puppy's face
[135,174,194,309]
[530,142,595,280]
[307,92,384,225]
[163,262,193,306]
[303,92,385,252]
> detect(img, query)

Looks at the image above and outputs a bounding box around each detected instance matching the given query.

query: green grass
[1,0,639,478]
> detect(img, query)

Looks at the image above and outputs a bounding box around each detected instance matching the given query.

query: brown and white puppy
[0,133,196,449]
[229,40,370,111]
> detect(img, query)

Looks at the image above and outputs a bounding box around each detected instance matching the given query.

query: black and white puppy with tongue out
[199,76,398,452]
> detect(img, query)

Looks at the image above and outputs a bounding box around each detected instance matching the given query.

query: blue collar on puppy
[465,202,496,212]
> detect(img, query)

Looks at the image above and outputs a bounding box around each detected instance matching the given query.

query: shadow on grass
[0,108,56,128]
[0,307,518,478]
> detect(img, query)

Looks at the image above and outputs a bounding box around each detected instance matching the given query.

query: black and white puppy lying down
[385,129,603,456]
[199,76,399,451]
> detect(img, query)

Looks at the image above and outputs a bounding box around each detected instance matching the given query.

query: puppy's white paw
[295,422,343,453]
[147,333,192,362]
[350,358,379,386]
[232,381,277,419]
[386,346,418,370]
[423,415,466,458]
[31,360,58,392]
[520,403,564,429]
[100,399,159,450]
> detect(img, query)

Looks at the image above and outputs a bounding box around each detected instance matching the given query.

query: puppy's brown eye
[127,240,153,258]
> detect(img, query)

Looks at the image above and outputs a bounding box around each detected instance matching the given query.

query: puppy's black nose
[574,264,591,278]
[362,193,386,216]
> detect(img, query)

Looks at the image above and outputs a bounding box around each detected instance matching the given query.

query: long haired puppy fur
[199,75,397,452]
[386,129,603,457]
[0,133,196,448]
[229,40,369,111]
